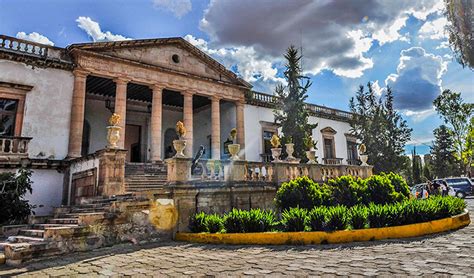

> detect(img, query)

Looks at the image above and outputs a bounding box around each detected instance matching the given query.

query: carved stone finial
[107,113,121,149]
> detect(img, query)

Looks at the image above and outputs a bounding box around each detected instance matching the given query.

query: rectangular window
[263,131,274,155]
[347,141,358,161]
[0,98,18,136]
[324,138,334,158]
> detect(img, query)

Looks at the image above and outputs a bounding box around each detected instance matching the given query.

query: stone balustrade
[168,157,373,185]
[0,136,32,159]
[0,35,49,57]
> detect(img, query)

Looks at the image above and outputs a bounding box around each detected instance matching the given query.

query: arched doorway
[164,128,178,159]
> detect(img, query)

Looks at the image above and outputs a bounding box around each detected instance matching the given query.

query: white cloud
[16,32,54,46]
[152,0,191,18]
[185,34,285,91]
[403,108,436,122]
[436,41,450,49]
[385,47,448,112]
[372,16,410,45]
[76,17,131,42]
[199,0,443,80]
[371,80,385,96]
[419,17,448,40]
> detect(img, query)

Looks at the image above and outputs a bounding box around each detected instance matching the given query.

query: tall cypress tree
[274,46,317,160]
[412,147,422,185]
[349,83,412,173]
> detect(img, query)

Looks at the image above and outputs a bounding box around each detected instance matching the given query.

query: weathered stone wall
[147,182,277,232]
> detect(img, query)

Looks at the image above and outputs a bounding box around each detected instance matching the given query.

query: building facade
[0,35,364,216]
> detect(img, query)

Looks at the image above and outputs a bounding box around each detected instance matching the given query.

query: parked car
[433,177,473,198]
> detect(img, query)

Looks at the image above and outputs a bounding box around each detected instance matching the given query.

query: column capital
[210,95,222,102]
[73,69,89,78]
[181,90,195,97]
[150,83,166,92]
[236,100,245,107]
[113,77,130,85]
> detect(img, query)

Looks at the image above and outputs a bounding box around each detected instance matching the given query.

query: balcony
[0,136,32,161]
[322,158,343,165]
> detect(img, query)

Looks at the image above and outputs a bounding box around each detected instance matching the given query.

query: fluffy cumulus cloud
[200,0,443,80]
[76,17,131,42]
[386,47,447,114]
[419,17,448,40]
[152,0,191,18]
[16,32,54,46]
[184,35,285,91]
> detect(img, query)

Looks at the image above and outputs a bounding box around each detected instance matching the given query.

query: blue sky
[1,0,472,155]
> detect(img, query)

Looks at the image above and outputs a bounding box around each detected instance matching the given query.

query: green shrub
[365,175,399,205]
[281,207,308,232]
[206,214,224,233]
[367,203,390,228]
[326,176,364,207]
[188,212,208,233]
[381,172,410,200]
[349,205,368,229]
[325,205,349,231]
[275,176,321,210]
[223,208,275,233]
[0,168,35,225]
[306,207,327,231]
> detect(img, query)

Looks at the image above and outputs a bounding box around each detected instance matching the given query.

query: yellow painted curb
[175,210,470,245]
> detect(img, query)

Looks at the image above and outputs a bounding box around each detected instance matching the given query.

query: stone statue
[191,145,205,174]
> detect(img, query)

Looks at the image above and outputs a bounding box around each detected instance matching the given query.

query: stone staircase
[0,194,158,266]
[125,162,168,192]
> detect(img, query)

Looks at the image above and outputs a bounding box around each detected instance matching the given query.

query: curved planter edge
[175,210,470,245]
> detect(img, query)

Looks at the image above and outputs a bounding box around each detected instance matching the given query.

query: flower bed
[187,196,466,233]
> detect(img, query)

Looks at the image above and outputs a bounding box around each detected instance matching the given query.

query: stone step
[32,224,78,229]
[48,218,79,225]
[3,242,62,266]
[8,236,45,243]
[18,229,45,238]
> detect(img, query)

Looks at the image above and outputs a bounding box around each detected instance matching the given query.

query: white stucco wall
[0,60,74,159]
[243,104,354,163]
[19,169,63,216]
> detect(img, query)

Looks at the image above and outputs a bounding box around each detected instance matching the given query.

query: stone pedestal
[272,162,291,184]
[166,157,192,182]
[224,161,246,182]
[97,149,127,196]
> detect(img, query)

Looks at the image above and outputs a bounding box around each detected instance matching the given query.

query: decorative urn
[270,134,282,162]
[358,143,369,166]
[306,150,317,164]
[285,143,300,163]
[107,113,121,149]
[173,121,187,158]
[228,144,240,160]
[228,128,240,160]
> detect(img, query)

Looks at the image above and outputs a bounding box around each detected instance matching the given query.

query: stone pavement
[1,198,473,277]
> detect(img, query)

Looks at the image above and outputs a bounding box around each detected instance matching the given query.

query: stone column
[182,91,193,158]
[211,96,221,160]
[236,100,245,159]
[114,78,128,149]
[67,69,88,158]
[150,85,163,161]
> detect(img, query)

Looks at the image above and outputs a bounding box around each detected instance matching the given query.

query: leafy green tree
[433,90,474,174]
[462,117,474,176]
[0,168,34,225]
[349,83,412,173]
[430,125,460,178]
[274,46,317,160]
[444,0,474,69]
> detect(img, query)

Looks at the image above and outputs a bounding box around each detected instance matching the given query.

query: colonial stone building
[0,34,368,217]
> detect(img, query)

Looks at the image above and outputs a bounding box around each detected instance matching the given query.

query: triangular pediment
[321,127,337,134]
[68,38,250,88]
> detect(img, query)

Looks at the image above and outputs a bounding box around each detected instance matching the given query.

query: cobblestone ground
[1,198,473,277]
